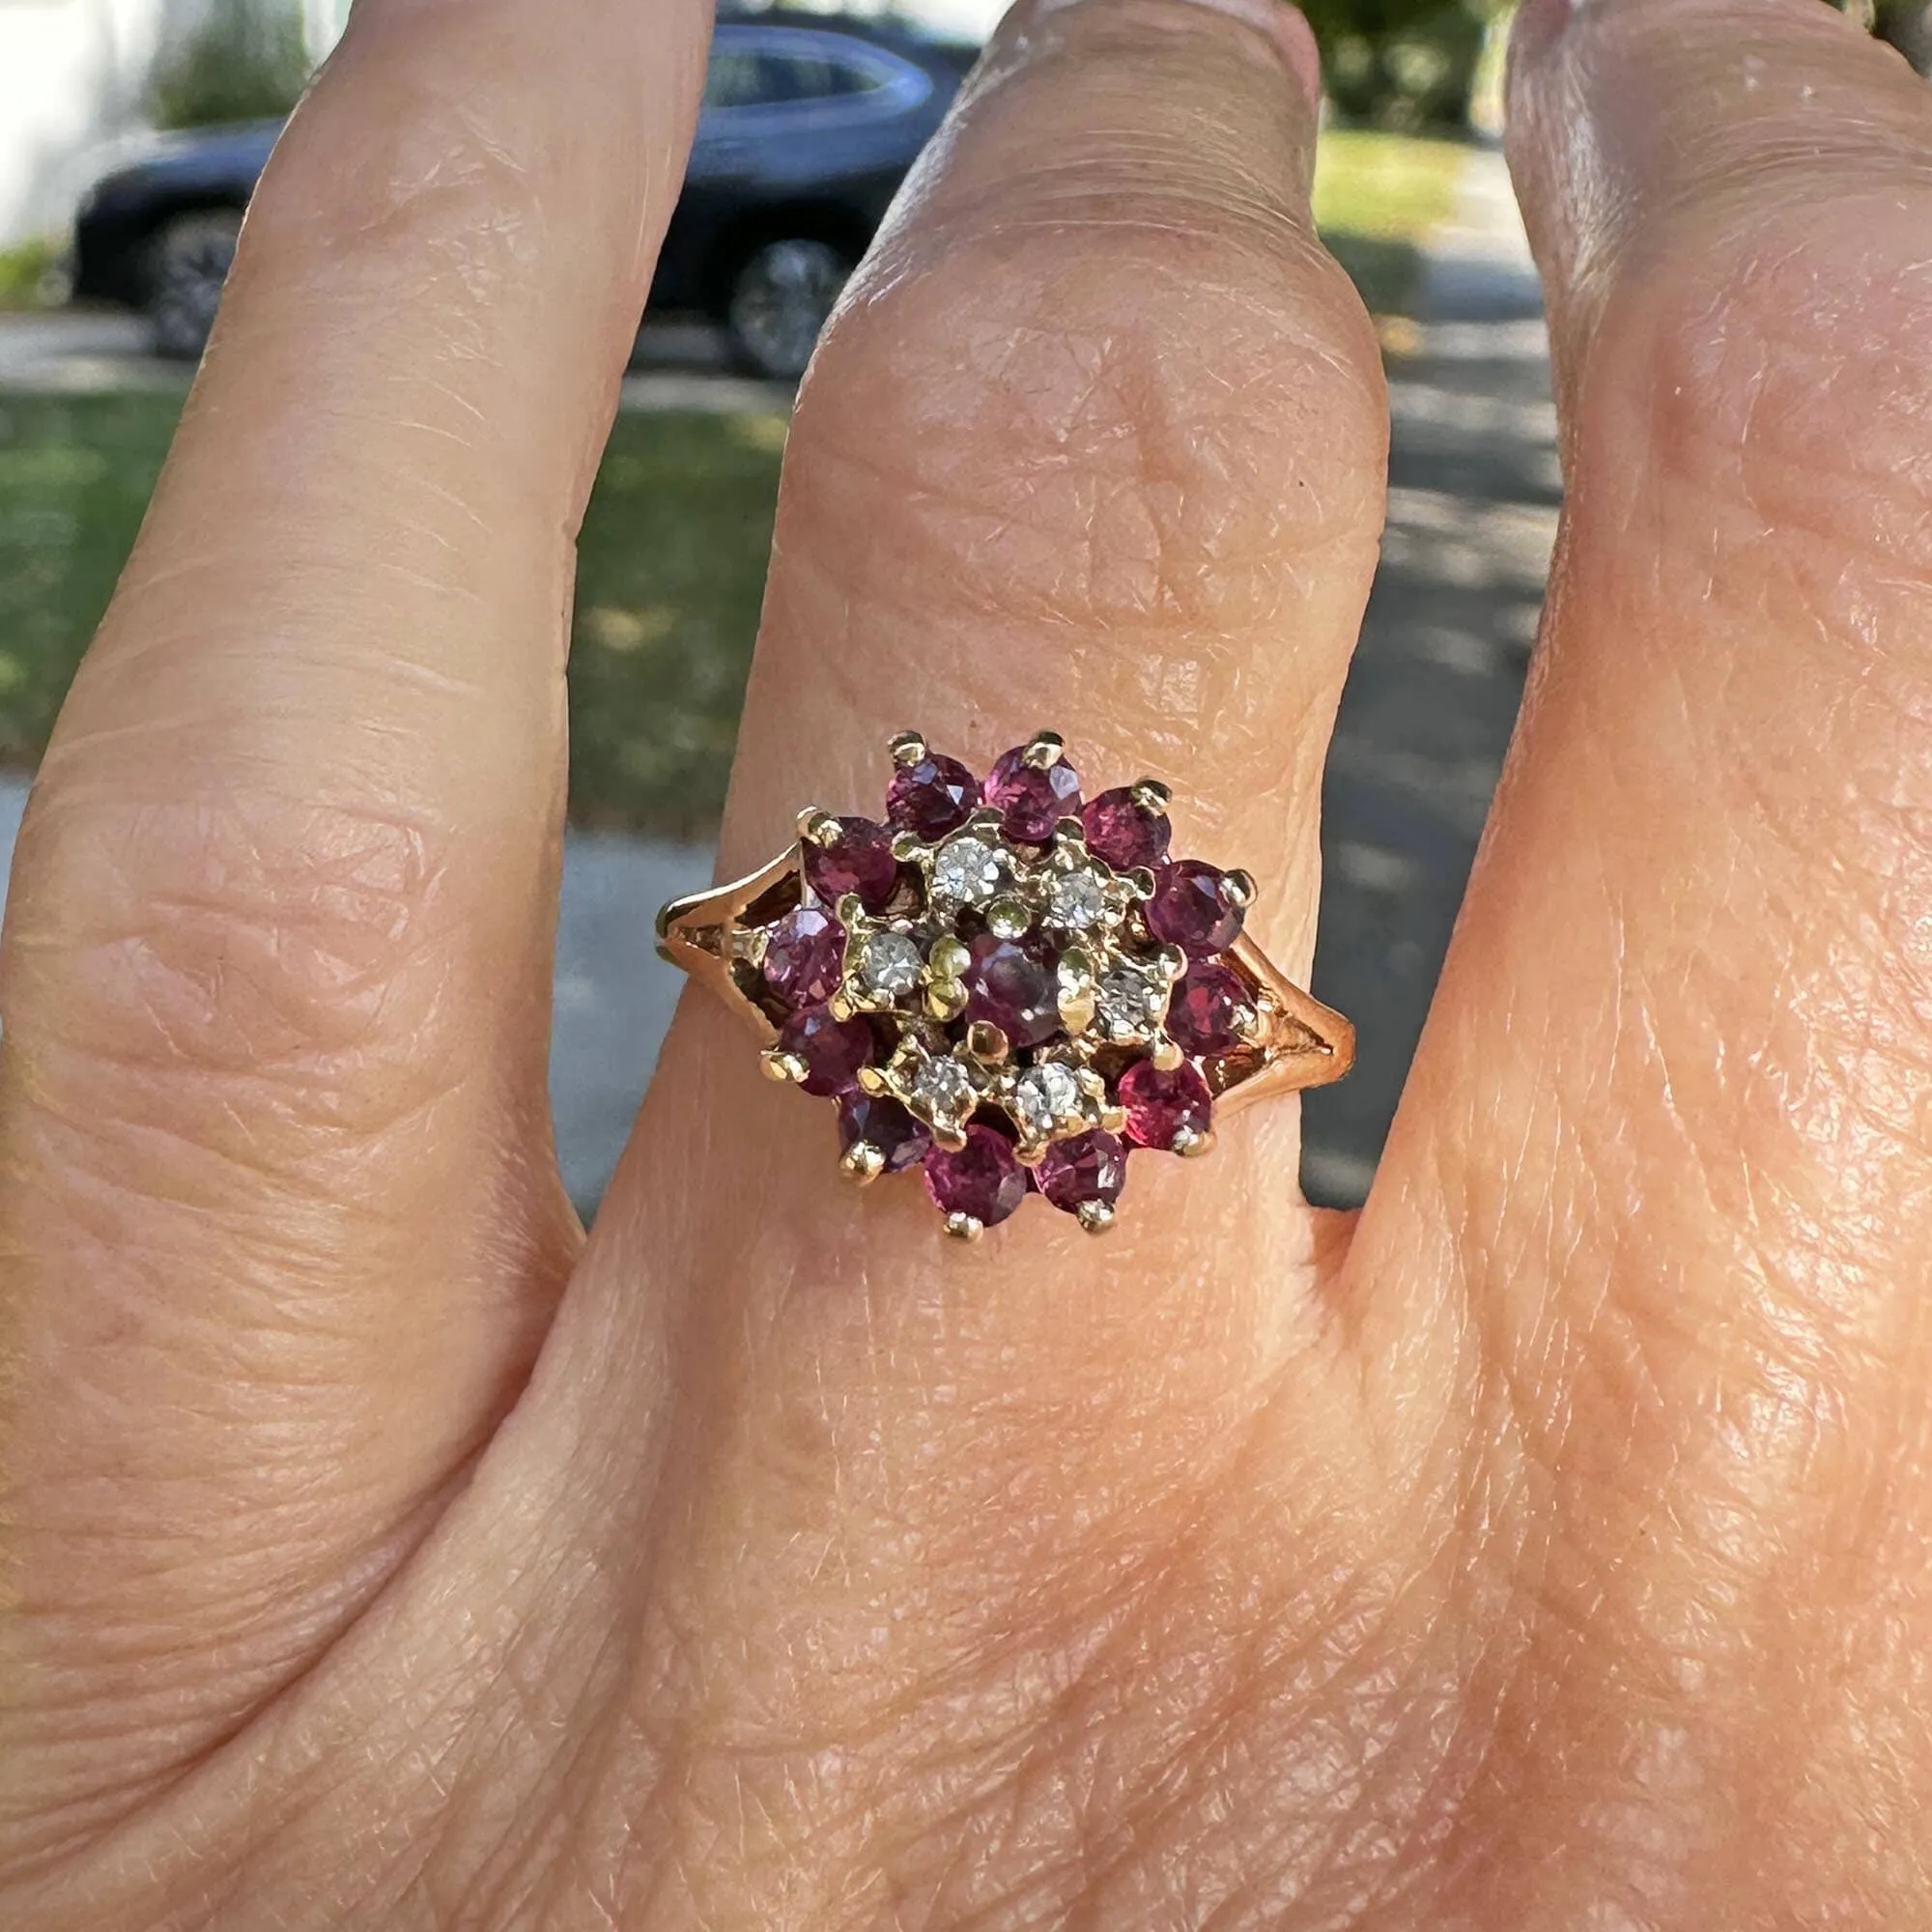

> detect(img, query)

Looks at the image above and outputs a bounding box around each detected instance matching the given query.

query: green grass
[1314,128,1469,318]
[0,132,1464,837]
[0,393,784,837]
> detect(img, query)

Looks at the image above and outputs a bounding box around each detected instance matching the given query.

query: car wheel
[146,209,242,360]
[724,238,852,383]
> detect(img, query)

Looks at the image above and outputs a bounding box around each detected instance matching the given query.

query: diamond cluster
[752,730,1264,1238]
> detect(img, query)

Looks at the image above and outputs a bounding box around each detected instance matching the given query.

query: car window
[763,52,885,100]
[703,49,773,109]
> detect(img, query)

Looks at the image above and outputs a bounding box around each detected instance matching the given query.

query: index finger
[0,0,712,1845]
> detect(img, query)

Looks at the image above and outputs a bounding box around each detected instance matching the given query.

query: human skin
[1,0,1930,1922]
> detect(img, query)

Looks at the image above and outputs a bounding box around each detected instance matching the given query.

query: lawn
[0,133,1464,838]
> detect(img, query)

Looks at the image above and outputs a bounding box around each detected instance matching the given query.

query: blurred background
[0,0,1925,1210]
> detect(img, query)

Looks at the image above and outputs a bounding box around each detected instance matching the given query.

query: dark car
[71,14,974,379]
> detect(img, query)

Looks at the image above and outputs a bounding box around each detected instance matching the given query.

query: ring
[656,731,1354,1238]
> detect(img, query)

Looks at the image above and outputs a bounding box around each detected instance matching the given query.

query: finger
[473,0,1411,1909]
[0,0,710,1859]
[1358,2,1932,1916]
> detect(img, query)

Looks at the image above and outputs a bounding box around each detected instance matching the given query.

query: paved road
[1302,146,1558,1202]
[0,149,1555,1213]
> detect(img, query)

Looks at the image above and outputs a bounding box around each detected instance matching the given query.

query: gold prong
[1130,778,1172,812]
[799,809,842,847]
[965,1021,1009,1065]
[1076,1200,1117,1235]
[967,806,1005,837]
[1054,816,1086,847]
[926,980,969,1022]
[934,1122,970,1153]
[1151,1036,1185,1072]
[1127,867,1158,900]
[944,1211,984,1241]
[1234,1004,1264,1045]
[889,729,927,767]
[1100,1103,1128,1135]
[1156,943,1188,982]
[1058,990,1095,1036]
[1220,867,1257,909]
[840,1142,888,1183]
[986,896,1032,940]
[1172,1124,1217,1159]
[857,1065,891,1096]
[828,993,855,1021]
[890,828,926,864]
[1022,730,1065,771]
[761,1048,808,1084]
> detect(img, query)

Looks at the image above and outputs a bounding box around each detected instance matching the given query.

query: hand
[4,0,1930,1922]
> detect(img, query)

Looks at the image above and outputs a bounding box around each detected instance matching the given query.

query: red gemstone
[888,753,980,840]
[1082,787,1170,872]
[838,1092,932,1173]
[1119,1058,1214,1151]
[803,816,899,913]
[984,745,1082,844]
[778,1004,875,1097]
[923,1124,1028,1227]
[1036,1129,1128,1215]
[1145,860,1244,957]
[963,931,1062,1049]
[1167,959,1251,1056]
[761,905,846,1010]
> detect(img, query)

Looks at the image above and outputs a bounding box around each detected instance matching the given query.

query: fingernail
[1035,0,1322,110]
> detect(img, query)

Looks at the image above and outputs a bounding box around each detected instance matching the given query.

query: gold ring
[657,730,1353,1238]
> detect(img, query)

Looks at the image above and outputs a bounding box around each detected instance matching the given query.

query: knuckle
[1579,186,1932,581]
[792,206,1388,641]
[2,782,468,1159]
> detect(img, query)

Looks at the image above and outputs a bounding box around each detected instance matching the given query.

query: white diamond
[861,930,923,997]
[1097,966,1164,1037]
[1047,867,1108,931]
[1013,1061,1081,1135]
[913,1056,975,1114]
[931,835,1009,908]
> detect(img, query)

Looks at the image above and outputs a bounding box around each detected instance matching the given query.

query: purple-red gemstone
[778,1004,875,1097]
[984,744,1082,844]
[1119,1058,1214,1151]
[888,753,980,840]
[1145,860,1244,957]
[1036,1128,1129,1215]
[1082,787,1170,872]
[803,815,899,913]
[962,931,1062,1049]
[761,905,846,1010]
[1166,959,1251,1057]
[923,1123,1029,1228]
[838,1092,932,1173]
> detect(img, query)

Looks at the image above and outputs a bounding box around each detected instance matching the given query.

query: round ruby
[761,905,846,1010]
[1082,787,1171,871]
[888,753,980,840]
[1036,1129,1128,1215]
[778,1004,875,1097]
[1119,1058,1214,1151]
[803,816,899,913]
[963,931,1062,1049]
[923,1124,1028,1228]
[1166,959,1251,1056]
[837,1092,931,1173]
[1145,860,1244,957]
[984,745,1082,844]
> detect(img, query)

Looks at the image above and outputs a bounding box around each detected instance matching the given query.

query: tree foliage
[1300,0,1501,129]
[148,0,311,131]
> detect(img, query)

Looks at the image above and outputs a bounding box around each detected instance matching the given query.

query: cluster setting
[743,730,1270,1238]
